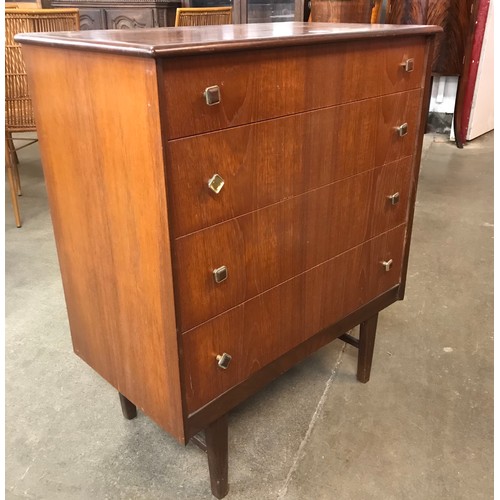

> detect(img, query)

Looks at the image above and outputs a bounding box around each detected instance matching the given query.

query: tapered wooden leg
[7,133,19,167]
[7,135,21,196]
[119,392,137,420]
[205,414,229,499]
[6,141,21,228]
[357,313,379,383]
[13,161,21,196]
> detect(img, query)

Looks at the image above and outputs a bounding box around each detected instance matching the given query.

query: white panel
[429,76,458,114]
[467,2,494,140]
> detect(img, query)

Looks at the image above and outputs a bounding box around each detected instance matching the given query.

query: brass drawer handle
[401,58,414,72]
[216,352,232,369]
[208,173,225,194]
[213,265,228,284]
[387,192,400,205]
[397,123,408,137]
[381,259,393,272]
[204,85,221,106]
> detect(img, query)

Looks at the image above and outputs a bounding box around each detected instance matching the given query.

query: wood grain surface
[388,0,472,75]
[388,0,427,24]
[186,286,400,436]
[18,28,437,457]
[182,225,407,413]
[311,0,374,22]
[16,22,441,58]
[428,0,473,75]
[21,45,185,443]
[174,157,413,331]
[161,38,426,138]
[167,89,422,236]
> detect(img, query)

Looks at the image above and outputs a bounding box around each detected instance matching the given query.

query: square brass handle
[213,265,228,284]
[397,123,408,137]
[208,174,225,194]
[381,259,393,272]
[216,353,232,369]
[204,85,221,106]
[401,58,414,72]
[387,192,400,205]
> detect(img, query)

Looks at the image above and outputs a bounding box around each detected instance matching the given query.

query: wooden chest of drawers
[18,22,439,498]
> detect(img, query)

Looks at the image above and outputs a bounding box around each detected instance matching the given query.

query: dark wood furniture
[49,0,180,29]
[310,0,374,23]
[18,22,439,498]
[386,0,477,147]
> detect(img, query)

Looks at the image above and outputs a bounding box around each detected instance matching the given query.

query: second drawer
[173,157,413,332]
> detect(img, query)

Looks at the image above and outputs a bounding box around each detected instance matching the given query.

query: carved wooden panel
[79,8,106,30]
[105,8,156,28]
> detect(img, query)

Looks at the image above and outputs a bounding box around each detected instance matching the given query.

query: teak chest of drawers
[18,22,439,498]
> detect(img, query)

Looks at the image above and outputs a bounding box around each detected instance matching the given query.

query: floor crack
[277,343,346,499]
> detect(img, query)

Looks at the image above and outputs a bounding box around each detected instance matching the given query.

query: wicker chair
[5,8,80,227]
[174,7,232,27]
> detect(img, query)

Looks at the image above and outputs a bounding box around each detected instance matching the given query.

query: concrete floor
[6,132,493,499]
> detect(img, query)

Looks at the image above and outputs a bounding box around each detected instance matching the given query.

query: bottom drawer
[182,225,407,413]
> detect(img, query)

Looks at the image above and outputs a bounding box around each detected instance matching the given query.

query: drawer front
[161,37,426,139]
[167,89,421,237]
[174,157,412,332]
[182,225,406,413]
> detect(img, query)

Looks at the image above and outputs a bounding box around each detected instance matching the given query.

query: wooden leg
[13,161,22,196]
[6,140,21,228]
[357,313,379,383]
[119,392,137,420]
[7,132,19,166]
[205,414,229,499]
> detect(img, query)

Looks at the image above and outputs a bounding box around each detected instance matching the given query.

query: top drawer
[161,36,427,139]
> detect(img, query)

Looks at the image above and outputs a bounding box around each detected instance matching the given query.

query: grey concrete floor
[6,132,493,499]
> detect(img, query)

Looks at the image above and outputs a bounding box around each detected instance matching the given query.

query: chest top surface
[16,21,441,57]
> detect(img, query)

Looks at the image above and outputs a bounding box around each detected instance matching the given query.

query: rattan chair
[6,2,43,7]
[5,8,80,227]
[174,7,232,27]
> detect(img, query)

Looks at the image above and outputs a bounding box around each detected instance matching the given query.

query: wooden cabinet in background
[18,23,439,499]
[49,0,180,29]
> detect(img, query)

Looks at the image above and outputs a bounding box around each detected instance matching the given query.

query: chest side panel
[21,46,185,443]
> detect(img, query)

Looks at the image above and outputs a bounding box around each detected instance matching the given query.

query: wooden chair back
[175,7,232,27]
